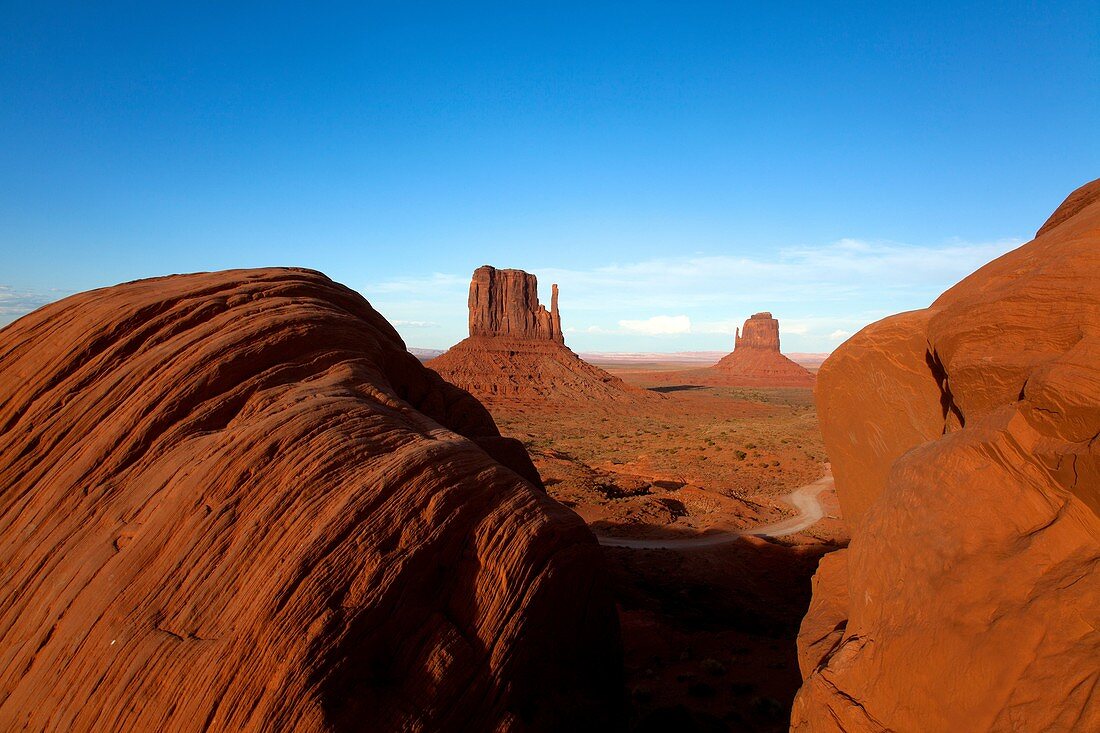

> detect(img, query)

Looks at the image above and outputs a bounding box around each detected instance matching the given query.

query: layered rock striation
[734,311,781,350]
[793,179,1100,732]
[0,268,622,732]
[470,265,564,342]
[429,266,646,403]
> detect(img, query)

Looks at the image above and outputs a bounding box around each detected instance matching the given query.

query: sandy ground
[473,359,849,731]
[599,469,834,549]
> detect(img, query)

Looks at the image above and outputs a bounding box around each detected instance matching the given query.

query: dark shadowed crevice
[925,349,965,433]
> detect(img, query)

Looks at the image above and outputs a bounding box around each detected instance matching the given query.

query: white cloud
[363,272,467,295]
[579,324,613,334]
[618,315,692,335]
[0,285,65,325]
[533,237,1020,312]
[362,235,1023,352]
[524,237,1020,350]
[692,319,740,334]
[392,319,438,328]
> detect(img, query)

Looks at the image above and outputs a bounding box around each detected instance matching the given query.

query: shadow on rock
[600,532,846,732]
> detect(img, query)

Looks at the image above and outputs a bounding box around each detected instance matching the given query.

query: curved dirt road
[596,469,834,550]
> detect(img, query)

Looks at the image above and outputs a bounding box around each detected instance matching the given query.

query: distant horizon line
[407,346,832,361]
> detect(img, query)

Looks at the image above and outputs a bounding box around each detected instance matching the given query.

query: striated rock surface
[0,268,622,732]
[469,266,564,342]
[707,312,815,387]
[430,266,646,403]
[812,309,943,522]
[793,179,1100,732]
[734,311,782,351]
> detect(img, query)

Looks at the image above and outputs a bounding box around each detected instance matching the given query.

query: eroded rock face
[469,265,564,343]
[0,268,621,732]
[735,311,782,351]
[431,266,646,403]
[794,179,1100,732]
[708,312,814,387]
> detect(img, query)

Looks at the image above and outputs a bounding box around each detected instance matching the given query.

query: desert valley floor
[463,358,848,732]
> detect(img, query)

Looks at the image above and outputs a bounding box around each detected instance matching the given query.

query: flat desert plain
[484,357,849,732]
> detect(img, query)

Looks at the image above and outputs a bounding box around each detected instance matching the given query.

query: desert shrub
[700,658,726,676]
[735,450,747,460]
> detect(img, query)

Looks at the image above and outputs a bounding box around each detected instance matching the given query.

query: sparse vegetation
[700,658,727,676]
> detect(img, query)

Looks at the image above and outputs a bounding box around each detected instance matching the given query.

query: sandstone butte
[706,312,815,387]
[427,265,648,402]
[0,268,622,732]
[792,179,1100,732]
[622,311,816,389]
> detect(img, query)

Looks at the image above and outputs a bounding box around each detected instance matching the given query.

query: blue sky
[2,2,1097,351]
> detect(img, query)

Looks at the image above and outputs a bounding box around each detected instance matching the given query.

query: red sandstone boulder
[813,309,943,522]
[0,268,622,732]
[430,266,647,403]
[793,179,1100,732]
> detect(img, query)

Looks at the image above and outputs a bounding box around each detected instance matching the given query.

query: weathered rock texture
[470,266,564,343]
[794,179,1100,732]
[0,268,622,732]
[708,312,815,387]
[429,266,646,403]
[734,311,781,351]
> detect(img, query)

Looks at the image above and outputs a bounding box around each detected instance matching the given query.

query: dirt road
[596,469,834,550]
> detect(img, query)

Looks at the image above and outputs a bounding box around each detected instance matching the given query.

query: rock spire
[734,312,781,351]
[468,265,564,343]
[428,266,647,403]
[705,311,814,387]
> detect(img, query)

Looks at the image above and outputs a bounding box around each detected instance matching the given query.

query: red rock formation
[707,312,815,387]
[735,311,782,351]
[793,179,1100,732]
[430,266,647,403]
[469,265,564,343]
[0,268,622,732]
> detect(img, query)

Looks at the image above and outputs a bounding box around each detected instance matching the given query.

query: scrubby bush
[700,658,727,676]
